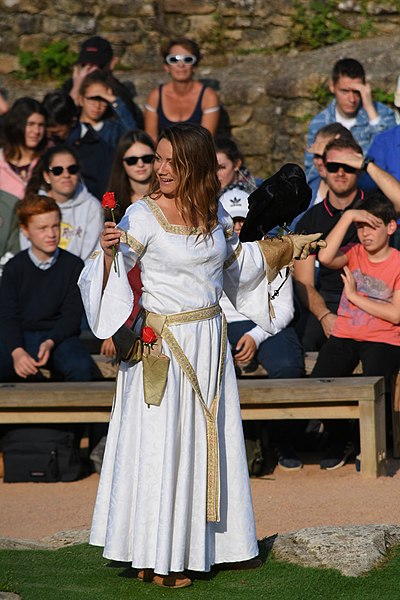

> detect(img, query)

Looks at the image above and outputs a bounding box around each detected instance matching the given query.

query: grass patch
[0,543,400,599]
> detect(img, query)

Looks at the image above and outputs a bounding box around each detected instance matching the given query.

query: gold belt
[145,303,221,327]
[144,304,226,523]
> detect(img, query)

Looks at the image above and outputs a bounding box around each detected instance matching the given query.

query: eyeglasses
[313,153,323,160]
[325,162,357,174]
[165,54,197,66]
[48,165,80,176]
[84,95,108,106]
[122,154,155,166]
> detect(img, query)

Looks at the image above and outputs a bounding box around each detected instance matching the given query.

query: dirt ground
[1,456,400,542]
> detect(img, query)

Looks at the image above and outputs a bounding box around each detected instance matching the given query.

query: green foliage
[358,17,375,39]
[373,87,395,105]
[16,40,77,81]
[359,0,376,38]
[208,10,227,54]
[290,0,352,49]
[310,82,333,106]
[294,112,313,124]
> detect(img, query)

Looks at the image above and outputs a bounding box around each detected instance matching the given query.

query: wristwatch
[361,157,374,171]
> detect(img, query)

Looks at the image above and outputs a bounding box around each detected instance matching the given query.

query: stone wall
[1,1,400,177]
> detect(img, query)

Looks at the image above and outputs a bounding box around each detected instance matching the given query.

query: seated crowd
[0,37,399,477]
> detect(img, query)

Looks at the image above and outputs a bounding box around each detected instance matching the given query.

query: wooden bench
[304,352,400,458]
[238,376,386,477]
[239,351,400,459]
[0,375,386,477]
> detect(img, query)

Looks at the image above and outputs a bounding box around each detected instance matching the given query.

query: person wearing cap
[305,58,396,184]
[77,70,137,151]
[63,36,144,129]
[42,91,113,201]
[144,38,220,142]
[219,188,306,471]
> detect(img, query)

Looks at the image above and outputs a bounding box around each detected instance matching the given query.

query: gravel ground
[1,457,400,542]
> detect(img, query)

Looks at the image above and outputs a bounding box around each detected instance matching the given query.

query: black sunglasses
[325,162,357,174]
[48,164,80,176]
[122,154,155,166]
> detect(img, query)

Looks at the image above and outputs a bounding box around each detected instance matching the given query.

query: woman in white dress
[78,123,322,589]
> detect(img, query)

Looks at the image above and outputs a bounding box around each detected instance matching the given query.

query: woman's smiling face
[154,138,179,197]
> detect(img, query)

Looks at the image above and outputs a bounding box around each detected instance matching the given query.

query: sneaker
[276,444,303,471]
[320,441,355,470]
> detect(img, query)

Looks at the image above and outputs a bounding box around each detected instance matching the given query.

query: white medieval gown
[78,196,278,575]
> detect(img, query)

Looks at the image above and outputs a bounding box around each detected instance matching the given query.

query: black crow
[239,163,312,242]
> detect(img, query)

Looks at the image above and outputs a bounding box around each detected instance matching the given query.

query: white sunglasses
[165,54,197,66]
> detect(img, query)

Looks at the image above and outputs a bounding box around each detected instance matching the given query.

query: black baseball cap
[78,36,113,68]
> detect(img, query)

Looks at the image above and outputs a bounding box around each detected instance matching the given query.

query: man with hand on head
[294,136,400,351]
[305,58,396,182]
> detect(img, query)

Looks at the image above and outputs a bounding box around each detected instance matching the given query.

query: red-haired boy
[0,195,95,381]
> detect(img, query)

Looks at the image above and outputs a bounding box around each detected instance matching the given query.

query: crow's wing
[240,163,311,242]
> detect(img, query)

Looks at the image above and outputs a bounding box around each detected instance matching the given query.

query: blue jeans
[0,331,96,382]
[227,321,304,378]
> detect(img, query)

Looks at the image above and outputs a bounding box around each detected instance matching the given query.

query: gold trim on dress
[224,242,242,270]
[143,196,201,236]
[144,304,225,522]
[224,226,234,239]
[119,230,145,256]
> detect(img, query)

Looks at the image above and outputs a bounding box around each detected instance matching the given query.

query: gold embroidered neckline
[144,196,201,235]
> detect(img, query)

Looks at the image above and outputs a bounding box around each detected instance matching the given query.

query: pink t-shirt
[333,244,400,346]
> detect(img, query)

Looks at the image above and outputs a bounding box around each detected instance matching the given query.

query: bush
[290,0,352,49]
[16,40,77,81]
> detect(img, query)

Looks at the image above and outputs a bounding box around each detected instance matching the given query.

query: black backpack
[1,427,81,483]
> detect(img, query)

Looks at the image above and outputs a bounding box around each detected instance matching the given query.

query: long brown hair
[107,130,156,221]
[2,97,47,162]
[149,124,220,237]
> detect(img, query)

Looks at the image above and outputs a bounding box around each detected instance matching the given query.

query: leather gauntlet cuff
[257,235,294,283]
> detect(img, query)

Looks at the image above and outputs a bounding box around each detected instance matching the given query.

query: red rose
[142,326,157,345]
[102,191,116,210]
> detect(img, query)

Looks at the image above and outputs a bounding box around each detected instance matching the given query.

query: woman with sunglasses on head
[100,130,156,358]
[24,145,103,262]
[79,123,323,588]
[0,97,47,200]
[144,38,220,143]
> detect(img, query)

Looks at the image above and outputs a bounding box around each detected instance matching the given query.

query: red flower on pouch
[142,326,157,345]
[101,191,116,210]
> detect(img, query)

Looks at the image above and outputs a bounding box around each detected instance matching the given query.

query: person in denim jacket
[305,58,397,183]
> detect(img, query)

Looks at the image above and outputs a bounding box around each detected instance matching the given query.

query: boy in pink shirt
[313,192,400,468]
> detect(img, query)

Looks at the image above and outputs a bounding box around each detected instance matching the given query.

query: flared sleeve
[78,200,152,339]
[221,204,287,335]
